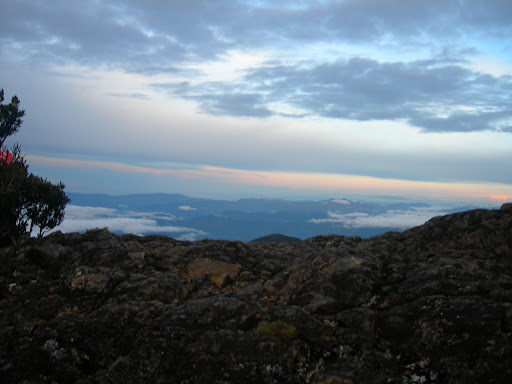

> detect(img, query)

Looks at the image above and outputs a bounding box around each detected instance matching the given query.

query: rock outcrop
[1,204,511,383]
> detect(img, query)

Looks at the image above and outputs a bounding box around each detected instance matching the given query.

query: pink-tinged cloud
[27,155,512,203]
[490,195,511,204]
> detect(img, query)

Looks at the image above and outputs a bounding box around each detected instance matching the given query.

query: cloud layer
[309,207,446,229]
[166,57,512,132]
[53,205,208,241]
[28,155,512,204]
[2,0,511,133]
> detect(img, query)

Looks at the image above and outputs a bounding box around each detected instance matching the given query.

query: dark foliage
[0,89,25,148]
[0,89,69,244]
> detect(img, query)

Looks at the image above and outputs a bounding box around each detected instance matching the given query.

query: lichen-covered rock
[1,206,511,383]
[185,258,241,287]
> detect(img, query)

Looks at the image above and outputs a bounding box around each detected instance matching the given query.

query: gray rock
[1,205,511,383]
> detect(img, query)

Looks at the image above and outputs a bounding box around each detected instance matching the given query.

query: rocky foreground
[1,205,512,383]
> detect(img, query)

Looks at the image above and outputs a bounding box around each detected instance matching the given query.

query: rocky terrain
[1,204,511,383]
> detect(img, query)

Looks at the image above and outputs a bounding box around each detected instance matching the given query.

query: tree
[0,144,29,242]
[24,175,69,237]
[0,89,25,148]
[0,88,69,244]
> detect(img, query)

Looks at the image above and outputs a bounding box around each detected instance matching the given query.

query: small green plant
[255,320,298,340]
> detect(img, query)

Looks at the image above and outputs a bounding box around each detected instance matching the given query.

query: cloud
[167,58,512,132]
[308,207,445,229]
[330,199,351,205]
[197,92,273,118]
[118,210,178,222]
[157,81,273,118]
[2,1,511,132]
[2,1,510,67]
[179,205,197,211]
[105,92,150,100]
[52,205,208,241]
[28,154,512,203]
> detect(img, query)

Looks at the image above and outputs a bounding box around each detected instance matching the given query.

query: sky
[1,0,511,205]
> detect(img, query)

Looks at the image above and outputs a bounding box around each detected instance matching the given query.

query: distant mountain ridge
[250,233,301,243]
[62,192,489,242]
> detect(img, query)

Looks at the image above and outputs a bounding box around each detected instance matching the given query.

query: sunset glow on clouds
[1,0,511,205]
[27,155,512,204]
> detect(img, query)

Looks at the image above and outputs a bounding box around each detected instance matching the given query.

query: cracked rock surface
[1,204,511,383]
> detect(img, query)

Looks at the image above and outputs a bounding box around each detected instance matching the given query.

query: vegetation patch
[255,320,298,340]
[1,88,69,245]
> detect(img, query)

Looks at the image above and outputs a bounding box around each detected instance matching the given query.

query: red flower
[0,150,14,165]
